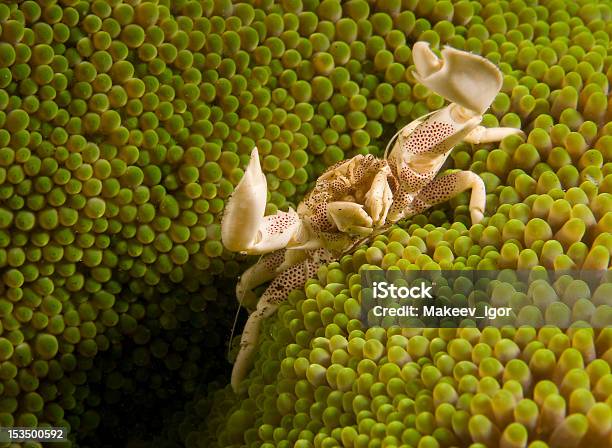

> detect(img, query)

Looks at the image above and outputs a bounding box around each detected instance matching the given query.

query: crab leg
[386,42,510,224]
[237,248,314,307]
[222,147,302,254]
[386,104,483,222]
[389,104,482,168]
[231,249,334,392]
[464,126,525,144]
[406,170,486,224]
[236,249,287,306]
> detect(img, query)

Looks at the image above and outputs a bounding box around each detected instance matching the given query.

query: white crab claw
[412,42,503,115]
[221,147,268,252]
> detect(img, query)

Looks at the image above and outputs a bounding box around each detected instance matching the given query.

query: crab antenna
[227,284,243,360]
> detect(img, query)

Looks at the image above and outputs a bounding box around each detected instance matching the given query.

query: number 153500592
[0,427,68,443]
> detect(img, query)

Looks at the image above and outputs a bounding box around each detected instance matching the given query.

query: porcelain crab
[221,42,524,392]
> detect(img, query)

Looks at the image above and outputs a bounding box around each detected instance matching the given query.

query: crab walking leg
[464,126,525,144]
[231,249,334,392]
[222,147,302,254]
[407,171,486,224]
[386,104,483,222]
[236,249,287,306]
[388,104,483,177]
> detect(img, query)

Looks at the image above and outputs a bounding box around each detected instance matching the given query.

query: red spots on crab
[261,248,335,304]
[354,161,366,180]
[263,211,299,236]
[330,178,350,194]
[387,175,399,194]
[324,232,345,241]
[301,155,400,236]
[264,263,306,304]
[262,249,287,270]
[399,166,435,191]
[404,121,455,155]
[310,248,335,265]
[423,172,460,203]
[409,197,428,214]
[387,184,412,222]
[305,196,334,232]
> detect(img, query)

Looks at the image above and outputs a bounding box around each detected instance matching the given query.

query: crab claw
[221,147,268,253]
[412,42,503,115]
[222,147,302,255]
[364,169,393,226]
[327,202,374,236]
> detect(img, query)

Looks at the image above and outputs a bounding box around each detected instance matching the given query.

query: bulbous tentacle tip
[412,41,503,115]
